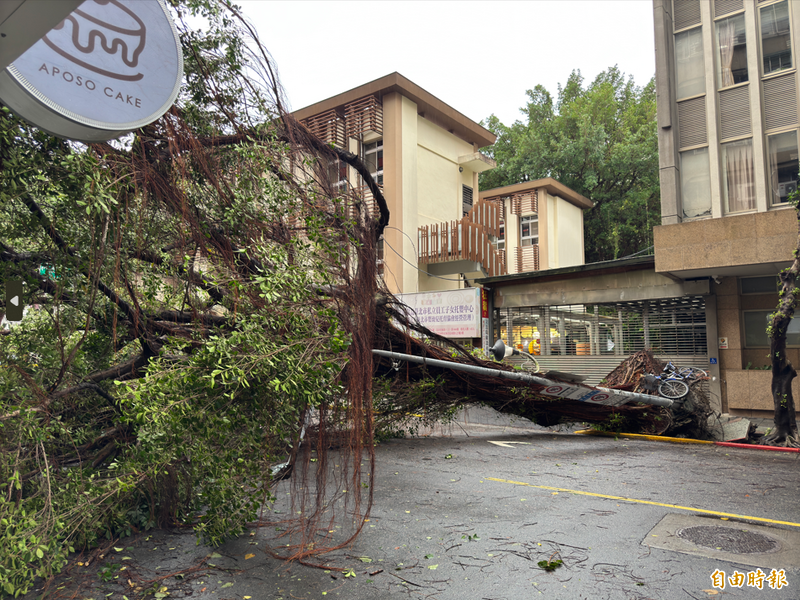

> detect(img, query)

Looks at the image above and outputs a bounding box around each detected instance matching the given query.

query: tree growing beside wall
[479,67,659,264]
[765,199,800,447]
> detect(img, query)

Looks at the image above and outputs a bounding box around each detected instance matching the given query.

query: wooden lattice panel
[353,183,382,219]
[346,95,383,139]
[302,108,346,148]
[515,245,539,273]
[510,190,538,215]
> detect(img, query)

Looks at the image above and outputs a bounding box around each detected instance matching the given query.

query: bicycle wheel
[658,379,689,399]
[679,367,708,379]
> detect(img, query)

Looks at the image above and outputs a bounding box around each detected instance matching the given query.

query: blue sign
[710,358,718,364]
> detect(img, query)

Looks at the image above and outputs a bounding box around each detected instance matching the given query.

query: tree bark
[764,203,800,446]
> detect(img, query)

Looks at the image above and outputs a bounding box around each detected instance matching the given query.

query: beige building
[479,179,592,275]
[295,73,593,298]
[653,0,800,415]
[294,73,498,295]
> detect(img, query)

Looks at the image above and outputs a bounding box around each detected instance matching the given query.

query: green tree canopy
[480,67,659,264]
[0,1,387,594]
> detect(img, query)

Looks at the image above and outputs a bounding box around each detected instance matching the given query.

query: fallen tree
[0,1,387,593]
[367,302,706,438]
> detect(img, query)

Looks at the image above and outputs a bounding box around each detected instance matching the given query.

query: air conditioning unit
[779,181,797,198]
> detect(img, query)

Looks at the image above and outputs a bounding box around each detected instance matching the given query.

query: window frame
[679,146,713,219]
[740,275,779,295]
[759,0,794,78]
[520,214,539,247]
[766,129,800,205]
[721,137,757,213]
[715,11,748,90]
[363,139,383,186]
[675,25,707,100]
[743,309,800,347]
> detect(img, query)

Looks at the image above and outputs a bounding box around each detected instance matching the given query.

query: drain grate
[677,526,780,555]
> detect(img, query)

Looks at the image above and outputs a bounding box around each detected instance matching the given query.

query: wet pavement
[19,422,800,600]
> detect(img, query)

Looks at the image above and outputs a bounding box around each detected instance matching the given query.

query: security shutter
[764,73,799,132]
[719,85,752,140]
[495,297,708,385]
[714,0,743,18]
[674,0,702,31]
[678,96,708,148]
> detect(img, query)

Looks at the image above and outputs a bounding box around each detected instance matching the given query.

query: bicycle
[663,361,708,381]
[645,362,708,400]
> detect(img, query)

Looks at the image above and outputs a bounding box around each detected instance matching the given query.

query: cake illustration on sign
[43,0,146,82]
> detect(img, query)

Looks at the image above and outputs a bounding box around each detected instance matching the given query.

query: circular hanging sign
[0,0,182,142]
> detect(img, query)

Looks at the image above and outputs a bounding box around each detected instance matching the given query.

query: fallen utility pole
[372,349,673,408]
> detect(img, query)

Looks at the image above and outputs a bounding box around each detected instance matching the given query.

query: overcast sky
[243,1,656,127]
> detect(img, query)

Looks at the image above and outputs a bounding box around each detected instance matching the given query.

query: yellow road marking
[486,477,800,528]
[573,429,714,444]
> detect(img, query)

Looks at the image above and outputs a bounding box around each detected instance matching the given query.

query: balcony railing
[418,219,507,277]
[464,198,502,238]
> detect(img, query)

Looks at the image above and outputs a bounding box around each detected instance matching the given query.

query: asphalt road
[20,424,800,600]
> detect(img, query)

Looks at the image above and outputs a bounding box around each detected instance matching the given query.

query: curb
[573,429,800,453]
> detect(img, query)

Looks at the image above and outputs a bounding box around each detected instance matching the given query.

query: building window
[327,160,348,192]
[744,310,800,346]
[680,147,712,218]
[676,26,706,99]
[363,140,383,185]
[768,130,799,204]
[761,0,792,76]
[462,185,474,216]
[493,221,505,251]
[741,275,778,295]
[722,138,756,212]
[520,215,539,246]
[716,13,747,88]
[376,235,385,278]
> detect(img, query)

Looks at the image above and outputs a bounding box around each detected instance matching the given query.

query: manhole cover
[677,526,780,554]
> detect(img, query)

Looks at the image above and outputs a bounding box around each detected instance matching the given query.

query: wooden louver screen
[714,0,743,18]
[718,85,751,140]
[678,96,708,148]
[352,183,383,220]
[508,190,538,216]
[345,96,383,139]
[515,245,539,273]
[674,0,702,31]
[303,109,346,148]
[764,73,798,131]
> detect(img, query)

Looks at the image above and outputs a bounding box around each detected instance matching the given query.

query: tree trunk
[768,338,798,444]
[764,200,800,446]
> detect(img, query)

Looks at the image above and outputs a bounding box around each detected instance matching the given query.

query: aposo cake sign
[0,0,182,142]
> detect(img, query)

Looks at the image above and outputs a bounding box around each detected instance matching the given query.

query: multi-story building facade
[294,73,591,298]
[653,0,800,415]
[294,73,499,295]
